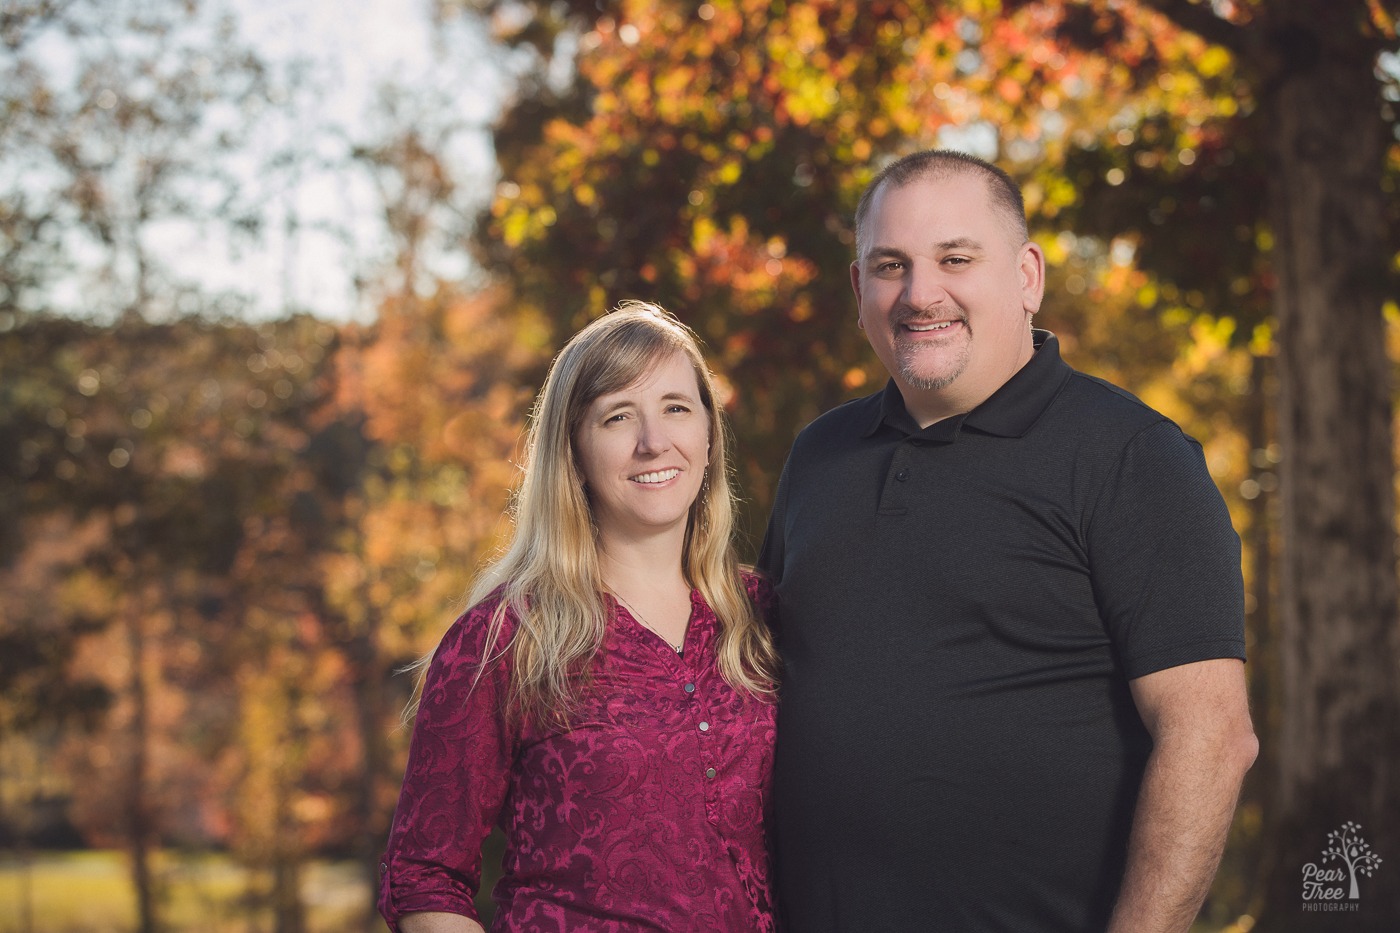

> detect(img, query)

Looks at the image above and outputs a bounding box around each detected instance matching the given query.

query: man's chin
[898,362,963,394]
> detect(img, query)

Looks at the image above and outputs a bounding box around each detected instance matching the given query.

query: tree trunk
[1237,351,1276,914]
[272,685,307,933]
[350,615,389,933]
[270,750,306,930]
[271,849,306,933]
[1258,6,1400,928]
[127,607,159,933]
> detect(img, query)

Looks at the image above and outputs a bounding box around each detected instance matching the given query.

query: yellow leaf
[502,209,529,247]
[1197,46,1232,79]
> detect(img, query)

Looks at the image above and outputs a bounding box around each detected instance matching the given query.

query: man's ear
[850,260,865,330]
[1019,241,1046,315]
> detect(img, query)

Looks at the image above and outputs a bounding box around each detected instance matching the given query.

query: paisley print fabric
[378,576,778,933]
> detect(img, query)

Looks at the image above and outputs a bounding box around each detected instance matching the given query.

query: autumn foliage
[4,0,1400,929]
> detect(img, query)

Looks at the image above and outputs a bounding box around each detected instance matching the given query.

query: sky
[207,0,512,321]
[11,0,517,323]
[11,0,1002,325]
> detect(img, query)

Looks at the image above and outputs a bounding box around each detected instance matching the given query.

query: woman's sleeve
[742,568,779,642]
[378,602,518,932]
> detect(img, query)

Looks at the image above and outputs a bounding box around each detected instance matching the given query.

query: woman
[378,302,781,933]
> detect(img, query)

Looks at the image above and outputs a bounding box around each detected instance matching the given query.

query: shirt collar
[861,330,1071,440]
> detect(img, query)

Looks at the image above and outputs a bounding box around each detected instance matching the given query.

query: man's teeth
[632,469,679,484]
[907,321,954,332]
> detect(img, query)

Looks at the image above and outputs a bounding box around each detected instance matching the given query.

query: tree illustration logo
[1301,821,1384,909]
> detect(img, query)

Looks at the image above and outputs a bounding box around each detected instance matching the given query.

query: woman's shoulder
[739,567,775,614]
[433,586,520,666]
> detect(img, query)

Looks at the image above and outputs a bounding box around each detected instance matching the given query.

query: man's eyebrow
[864,238,987,263]
[863,245,911,264]
[935,236,985,252]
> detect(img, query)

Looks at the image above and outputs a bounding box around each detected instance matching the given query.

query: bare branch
[1138,0,1250,56]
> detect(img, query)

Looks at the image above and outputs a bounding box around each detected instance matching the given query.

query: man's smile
[903,320,962,333]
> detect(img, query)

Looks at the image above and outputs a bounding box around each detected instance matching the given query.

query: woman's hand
[398,912,486,933]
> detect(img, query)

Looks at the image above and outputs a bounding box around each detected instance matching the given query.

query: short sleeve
[378,599,518,932]
[756,460,792,587]
[742,568,778,633]
[1086,421,1246,679]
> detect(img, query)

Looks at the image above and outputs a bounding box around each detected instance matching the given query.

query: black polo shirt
[759,331,1245,932]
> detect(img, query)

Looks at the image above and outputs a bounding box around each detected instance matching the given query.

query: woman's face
[574,351,711,547]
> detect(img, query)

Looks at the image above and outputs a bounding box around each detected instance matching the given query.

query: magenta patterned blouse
[377,576,778,933]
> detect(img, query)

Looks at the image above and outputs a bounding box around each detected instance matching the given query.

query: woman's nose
[634,418,670,454]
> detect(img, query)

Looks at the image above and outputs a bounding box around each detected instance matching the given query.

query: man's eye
[944,256,970,266]
[877,261,903,273]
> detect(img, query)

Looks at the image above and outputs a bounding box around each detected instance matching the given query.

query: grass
[0,850,377,933]
[1,845,1233,932]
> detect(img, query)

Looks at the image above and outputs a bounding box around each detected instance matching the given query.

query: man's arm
[1107,658,1258,933]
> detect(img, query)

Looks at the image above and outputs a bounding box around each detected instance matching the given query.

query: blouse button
[698,721,710,732]
[705,767,717,779]
[684,683,696,694]
[895,468,910,482]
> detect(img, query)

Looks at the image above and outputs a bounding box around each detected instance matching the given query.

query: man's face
[851,171,1044,424]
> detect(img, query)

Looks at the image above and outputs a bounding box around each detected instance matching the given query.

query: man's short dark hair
[853,150,1029,259]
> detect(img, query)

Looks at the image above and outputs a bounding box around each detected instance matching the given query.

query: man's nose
[905,264,950,310]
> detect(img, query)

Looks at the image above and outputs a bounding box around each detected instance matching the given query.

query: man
[759,150,1258,932]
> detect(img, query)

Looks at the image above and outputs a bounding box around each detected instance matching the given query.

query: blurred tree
[321,282,544,931]
[210,316,359,933]
[332,112,550,929]
[0,315,116,933]
[0,310,351,933]
[0,0,281,322]
[0,2,295,928]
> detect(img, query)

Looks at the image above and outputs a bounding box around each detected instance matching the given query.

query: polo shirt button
[895,469,910,482]
[684,683,696,694]
[705,767,717,778]
[699,721,710,732]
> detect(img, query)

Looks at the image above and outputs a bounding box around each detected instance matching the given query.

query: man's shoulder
[793,390,883,444]
[1056,369,1174,435]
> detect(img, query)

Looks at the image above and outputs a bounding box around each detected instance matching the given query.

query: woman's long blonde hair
[425,301,778,726]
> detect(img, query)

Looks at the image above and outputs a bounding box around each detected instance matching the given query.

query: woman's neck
[596,529,688,597]
[596,527,694,647]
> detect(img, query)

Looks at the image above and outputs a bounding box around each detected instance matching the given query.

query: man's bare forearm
[1106,735,1255,931]
[1108,659,1258,933]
